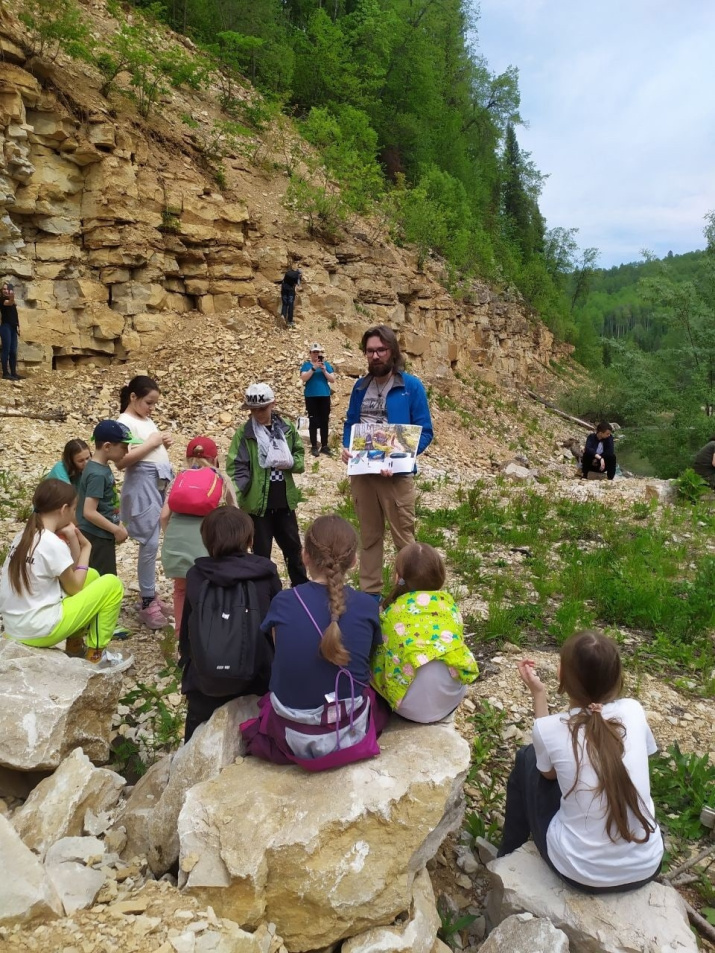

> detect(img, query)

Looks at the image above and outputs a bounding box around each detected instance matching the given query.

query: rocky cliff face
[0,8,557,381]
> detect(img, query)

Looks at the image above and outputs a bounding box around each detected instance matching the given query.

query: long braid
[304,515,357,667]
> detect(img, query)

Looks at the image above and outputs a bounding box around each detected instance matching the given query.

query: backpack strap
[293,587,366,751]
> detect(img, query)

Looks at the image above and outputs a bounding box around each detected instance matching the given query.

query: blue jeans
[0,323,18,376]
[281,291,295,323]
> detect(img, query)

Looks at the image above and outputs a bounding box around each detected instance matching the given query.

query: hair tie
[397,577,405,586]
[588,703,603,715]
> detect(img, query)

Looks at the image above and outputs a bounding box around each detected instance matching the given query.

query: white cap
[309,342,324,352]
[242,382,276,410]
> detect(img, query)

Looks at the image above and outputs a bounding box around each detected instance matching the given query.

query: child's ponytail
[9,480,77,595]
[382,542,447,608]
[560,631,657,844]
[304,515,358,667]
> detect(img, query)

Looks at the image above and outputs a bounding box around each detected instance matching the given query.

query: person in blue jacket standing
[300,342,336,457]
[341,325,433,599]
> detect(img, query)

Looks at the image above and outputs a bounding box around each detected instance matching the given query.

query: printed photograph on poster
[347,423,422,475]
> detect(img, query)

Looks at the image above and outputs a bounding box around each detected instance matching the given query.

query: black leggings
[305,395,331,449]
[582,450,616,480]
[499,745,662,894]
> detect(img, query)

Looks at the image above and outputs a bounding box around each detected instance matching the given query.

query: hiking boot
[138,598,168,630]
[320,447,334,457]
[87,648,134,673]
[10,373,25,380]
[65,635,85,658]
[311,447,320,457]
[2,373,12,380]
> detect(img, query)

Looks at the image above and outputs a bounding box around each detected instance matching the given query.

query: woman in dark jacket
[179,507,281,741]
[1,282,23,381]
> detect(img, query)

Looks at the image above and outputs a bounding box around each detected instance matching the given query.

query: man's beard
[369,358,394,379]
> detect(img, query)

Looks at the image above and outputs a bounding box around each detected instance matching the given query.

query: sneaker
[320,447,334,457]
[10,374,25,380]
[2,373,12,380]
[311,447,320,457]
[93,649,134,673]
[136,597,172,617]
[112,626,130,640]
[138,599,168,630]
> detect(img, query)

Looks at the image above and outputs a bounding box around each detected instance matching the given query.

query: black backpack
[188,579,274,697]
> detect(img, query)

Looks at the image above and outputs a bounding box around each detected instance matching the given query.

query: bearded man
[341,325,433,599]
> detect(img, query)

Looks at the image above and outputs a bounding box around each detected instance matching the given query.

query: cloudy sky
[475,0,715,268]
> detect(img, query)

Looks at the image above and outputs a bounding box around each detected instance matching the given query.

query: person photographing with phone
[300,342,336,457]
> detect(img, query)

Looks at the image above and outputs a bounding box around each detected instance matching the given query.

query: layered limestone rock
[0,640,124,773]
[12,747,125,859]
[487,844,697,953]
[479,913,570,953]
[178,720,470,951]
[0,12,559,379]
[116,696,260,875]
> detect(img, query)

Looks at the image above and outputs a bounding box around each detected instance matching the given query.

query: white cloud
[476,0,715,265]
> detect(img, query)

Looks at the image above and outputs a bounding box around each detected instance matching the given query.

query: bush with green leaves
[674,467,710,504]
[19,0,89,61]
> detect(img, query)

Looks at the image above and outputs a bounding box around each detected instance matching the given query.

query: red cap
[186,436,218,460]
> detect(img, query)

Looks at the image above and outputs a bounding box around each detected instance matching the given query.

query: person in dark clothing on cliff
[581,422,616,480]
[1,282,24,381]
[179,506,281,742]
[280,267,302,328]
[693,437,715,487]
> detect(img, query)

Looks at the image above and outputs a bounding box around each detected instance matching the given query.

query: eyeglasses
[365,347,390,356]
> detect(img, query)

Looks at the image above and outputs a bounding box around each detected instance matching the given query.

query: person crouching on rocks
[371,542,478,723]
[498,630,663,893]
[240,515,389,769]
[0,479,130,671]
[581,422,616,480]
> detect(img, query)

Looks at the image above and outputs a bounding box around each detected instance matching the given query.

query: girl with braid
[498,630,664,892]
[241,514,389,767]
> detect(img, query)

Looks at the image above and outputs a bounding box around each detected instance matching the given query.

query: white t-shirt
[533,698,663,887]
[0,530,73,638]
[117,412,171,466]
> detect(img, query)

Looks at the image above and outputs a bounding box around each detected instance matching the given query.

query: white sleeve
[39,533,74,578]
[532,719,554,773]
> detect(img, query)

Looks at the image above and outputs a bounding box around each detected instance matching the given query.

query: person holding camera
[300,343,336,457]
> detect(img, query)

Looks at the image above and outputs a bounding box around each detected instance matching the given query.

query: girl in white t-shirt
[498,630,663,893]
[0,479,127,669]
[116,375,174,630]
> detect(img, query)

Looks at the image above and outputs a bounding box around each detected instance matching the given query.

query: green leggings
[16,569,124,651]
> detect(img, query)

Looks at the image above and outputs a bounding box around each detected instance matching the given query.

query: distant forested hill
[570,250,707,359]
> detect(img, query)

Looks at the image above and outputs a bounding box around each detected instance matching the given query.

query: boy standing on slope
[77,420,139,575]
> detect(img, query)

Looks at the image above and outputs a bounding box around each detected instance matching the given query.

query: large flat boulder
[178,720,470,951]
[0,640,124,771]
[479,912,569,953]
[487,843,697,953]
[12,747,125,859]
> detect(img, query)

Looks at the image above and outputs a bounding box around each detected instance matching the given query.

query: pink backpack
[168,467,223,516]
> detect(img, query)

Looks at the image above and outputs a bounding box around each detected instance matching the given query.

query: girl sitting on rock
[0,479,129,670]
[498,630,664,893]
[116,375,174,630]
[46,438,91,488]
[241,514,389,768]
[371,542,478,722]
[160,435,237,634]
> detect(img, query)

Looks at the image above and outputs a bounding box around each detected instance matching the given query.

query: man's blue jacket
[342,370,433,455]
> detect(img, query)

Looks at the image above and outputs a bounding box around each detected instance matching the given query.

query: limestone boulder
[487,844,697,953]
[12,747,125,859]
[146,696,259,876]
[0,814,62,926]
[119,753,173,861]
[0,640,124,771]
[178,720,470,951]
[341,868,440,953]
[479,913,569,953]
[44,836,106,914]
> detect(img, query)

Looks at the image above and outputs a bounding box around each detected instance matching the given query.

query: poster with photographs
[347,423,422,475]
